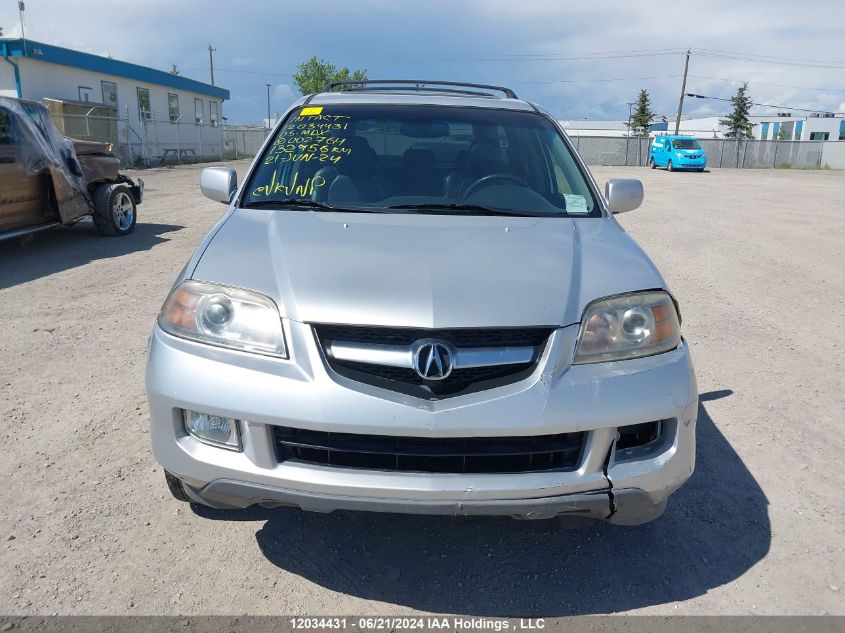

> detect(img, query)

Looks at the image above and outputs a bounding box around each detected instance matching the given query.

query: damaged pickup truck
[0,97,143,240]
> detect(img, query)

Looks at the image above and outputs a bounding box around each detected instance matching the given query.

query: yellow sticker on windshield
[300,106,323,116]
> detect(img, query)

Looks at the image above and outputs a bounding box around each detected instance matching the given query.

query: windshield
[244,104,599,216]
[671,139,701,149]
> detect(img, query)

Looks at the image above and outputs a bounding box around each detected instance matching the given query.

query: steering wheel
[461,173,530,199]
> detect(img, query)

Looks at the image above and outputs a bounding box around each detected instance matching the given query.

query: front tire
[93,183,137,236]
[164,470,191,502]
[667,160,674,172]
[649,157,656,169]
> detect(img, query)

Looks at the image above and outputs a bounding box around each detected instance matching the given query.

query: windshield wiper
[384,203,547,217]
[241,199,382,212]
[242,199,336,210]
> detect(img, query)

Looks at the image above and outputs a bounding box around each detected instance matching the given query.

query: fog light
[183,410,241,451]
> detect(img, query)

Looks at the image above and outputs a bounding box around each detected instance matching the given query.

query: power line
[182,67,293,77]
[449,47,686,59]
[691,51,845,70]
[685,93,844,114]
[396,51,687,63]
[360,47,844,68]
[189,45,845,81]
[512,74,681,84]
[182,47,688,78]
[692,47,845,66]
[689,75,845,94]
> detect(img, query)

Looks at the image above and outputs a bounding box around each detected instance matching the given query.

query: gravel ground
[0,163,843,616]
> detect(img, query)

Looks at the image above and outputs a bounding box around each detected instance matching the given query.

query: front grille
[273,426,585,473]
[316,325,553,348]
[314,325,554,399]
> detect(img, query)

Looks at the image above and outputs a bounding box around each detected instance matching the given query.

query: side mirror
[605,179,643,214]
[201,167,237,204]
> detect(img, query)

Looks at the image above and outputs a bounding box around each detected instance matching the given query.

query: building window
[168,93,180,122]
[760,122,769,140]
[78,86,94,102]
[101,81,118,108]
[771,122,780,139]
[209,100,219,127]
[137,87,152,120]
[809,132,830,141]
[194,98,204,125]
[795,120,803,141]
[839,121,845,141]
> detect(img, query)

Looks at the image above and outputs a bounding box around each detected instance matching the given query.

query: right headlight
[158,280,287,358]
[573,291,681,364]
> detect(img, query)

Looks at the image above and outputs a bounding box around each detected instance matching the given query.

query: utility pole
[208,44,216,86]
[18,1,27,56]
[265,83,272,130]
[625,101,635,166]
[674,49,691,135]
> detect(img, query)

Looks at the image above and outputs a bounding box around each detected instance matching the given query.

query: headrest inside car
[335,136,376,177]
[464,138,507,177]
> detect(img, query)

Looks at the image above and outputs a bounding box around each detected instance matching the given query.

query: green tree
[292,56,367,95]
[629,89,655,136]
[720,82,755,139]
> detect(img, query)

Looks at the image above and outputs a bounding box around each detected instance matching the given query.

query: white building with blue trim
[1,38,230,164]
[673,114,844,141]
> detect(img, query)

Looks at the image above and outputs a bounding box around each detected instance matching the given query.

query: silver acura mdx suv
[146,80,697,525]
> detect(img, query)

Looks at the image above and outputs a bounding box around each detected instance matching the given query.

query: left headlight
[573,291,681,364]
[158,280,287,358]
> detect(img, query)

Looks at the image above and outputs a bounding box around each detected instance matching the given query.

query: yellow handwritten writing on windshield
[264,145,351,165]
[252,171,327,198]
[292,113,349,122]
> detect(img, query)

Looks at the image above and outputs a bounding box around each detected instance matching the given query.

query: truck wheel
[164,470,191,502]
[93,183,137,236]
[667,160,674,172]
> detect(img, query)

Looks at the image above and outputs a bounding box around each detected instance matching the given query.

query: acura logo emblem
[413,340,453,380]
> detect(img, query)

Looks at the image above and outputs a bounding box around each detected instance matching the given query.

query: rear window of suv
[244,104,600,217]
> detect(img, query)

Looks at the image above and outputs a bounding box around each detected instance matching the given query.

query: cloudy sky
[1,0,843,124]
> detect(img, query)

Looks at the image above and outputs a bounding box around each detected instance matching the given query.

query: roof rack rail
[323,80,518,100]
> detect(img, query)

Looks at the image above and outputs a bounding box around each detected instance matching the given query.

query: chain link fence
[49,107,233,167]
[222,126,271,160]
[48,109,829,171]
[568,135,827,168]
[50,108,272,166]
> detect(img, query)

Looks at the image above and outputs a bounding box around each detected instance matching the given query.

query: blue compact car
[649,135,707,172]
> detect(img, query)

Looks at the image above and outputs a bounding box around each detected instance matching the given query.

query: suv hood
[191,209,666,328]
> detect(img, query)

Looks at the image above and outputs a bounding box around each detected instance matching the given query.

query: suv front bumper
[146,321,698,525]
